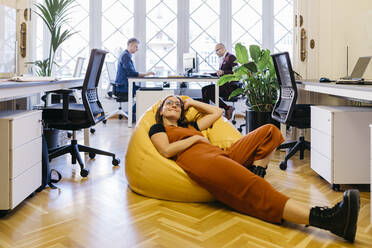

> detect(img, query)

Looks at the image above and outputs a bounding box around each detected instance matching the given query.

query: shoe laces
[248,165,267,178]
[313,202,342,219]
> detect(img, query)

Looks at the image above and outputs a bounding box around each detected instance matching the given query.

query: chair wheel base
[332,184,341,191]
[90,128,95,134]
[89,152,96,159]
[80,168,89,177]
[112,158,120,166]
[279,161,287,170]
[103,119,107,124]
[0,210,9,218]
[118,114,123,120]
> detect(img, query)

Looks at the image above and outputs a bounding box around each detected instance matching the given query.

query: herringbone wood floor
[0,119,371,248]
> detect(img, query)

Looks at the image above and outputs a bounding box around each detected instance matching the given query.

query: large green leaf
[249,45,261,63]
[234,65,249,78]
[228,87,244,99]
[235,43,249,64]
[244,62,257,73]
[218,74,240,86]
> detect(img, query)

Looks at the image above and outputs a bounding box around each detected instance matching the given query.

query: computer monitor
[183,52,198,76]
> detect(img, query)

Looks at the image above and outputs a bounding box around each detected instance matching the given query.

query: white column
[134,0,146,72]
[90,0,101,49]
[220,0,232,52]
[262,0,274,52]
[177,0,189,74]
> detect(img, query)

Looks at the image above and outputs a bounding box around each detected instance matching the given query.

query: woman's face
[160,96,182,121]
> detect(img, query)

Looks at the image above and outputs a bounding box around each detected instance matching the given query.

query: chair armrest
[45,89,74,95]
[70,86,83,90]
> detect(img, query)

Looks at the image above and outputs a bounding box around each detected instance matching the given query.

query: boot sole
[343,190,360,243]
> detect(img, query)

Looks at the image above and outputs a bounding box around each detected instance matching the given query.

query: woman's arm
[184,99,223,131]
[151,133,209,158]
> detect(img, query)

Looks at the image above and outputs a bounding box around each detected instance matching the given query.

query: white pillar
[134,0,146,72]
[220,0,232,52]
[90,0,101,49]
[177,0,189,74]
[262,0,274,52]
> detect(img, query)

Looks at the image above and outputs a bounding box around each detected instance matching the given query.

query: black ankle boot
[248,165,267,178]
[309,189,360,243]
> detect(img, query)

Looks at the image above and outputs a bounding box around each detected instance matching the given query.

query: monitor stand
[185,69,192,77]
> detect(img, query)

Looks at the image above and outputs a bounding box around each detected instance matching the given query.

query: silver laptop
[340,56,371,80]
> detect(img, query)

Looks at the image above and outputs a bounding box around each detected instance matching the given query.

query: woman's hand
[183,98,194,110]
[193,135,210,144]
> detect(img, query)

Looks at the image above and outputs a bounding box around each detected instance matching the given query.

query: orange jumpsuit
[165,123,289,223]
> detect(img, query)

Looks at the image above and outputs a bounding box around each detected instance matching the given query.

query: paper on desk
[8,76,58,82]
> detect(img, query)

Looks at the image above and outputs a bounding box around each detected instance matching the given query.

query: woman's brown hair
[155,95,189,127]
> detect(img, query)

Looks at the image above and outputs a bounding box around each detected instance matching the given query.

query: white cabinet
[0,110,42,211]
[311,106,372,189]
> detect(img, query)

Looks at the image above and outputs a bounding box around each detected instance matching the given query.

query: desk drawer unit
[311,106,372,188]
[0,110,42,211]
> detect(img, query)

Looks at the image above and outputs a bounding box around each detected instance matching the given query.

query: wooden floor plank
[0,119,371,247]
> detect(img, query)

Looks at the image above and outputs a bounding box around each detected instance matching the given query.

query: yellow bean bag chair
[125,96,242,202]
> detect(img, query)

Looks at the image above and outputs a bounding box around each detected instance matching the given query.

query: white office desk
[0,78,90,145]
[300,80,372,223]
[298,81,372,102]
[127,76,219,128]
[0,78,83,100]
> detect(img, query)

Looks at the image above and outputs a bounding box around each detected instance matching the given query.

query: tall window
[189,0,219,73]
[102,0,134,62]
[54,1,89,76]
[146,0,177,77]
[232,0,262,50]
[274,0,293,56]
[0,5,16,74]
[34,0,293,84]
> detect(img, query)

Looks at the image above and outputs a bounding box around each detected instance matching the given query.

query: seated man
[115,37,154,119]
[202,43,239,120]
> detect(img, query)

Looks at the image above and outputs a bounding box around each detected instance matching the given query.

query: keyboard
[189,74,214,78]
[336,79,372,85]
[139,86,163,91]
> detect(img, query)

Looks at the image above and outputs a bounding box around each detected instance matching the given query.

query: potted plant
[31,0,76,149]
[32,0,76,76]
[218,43,279,132]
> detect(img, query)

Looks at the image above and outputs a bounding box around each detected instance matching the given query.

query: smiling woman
[143,94,361,243]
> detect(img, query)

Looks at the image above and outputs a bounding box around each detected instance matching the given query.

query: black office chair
[104,61,129,121]
[271,52,311,170]
[42,49,120,177]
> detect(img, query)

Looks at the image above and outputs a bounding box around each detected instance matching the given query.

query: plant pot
[245,109,280,133]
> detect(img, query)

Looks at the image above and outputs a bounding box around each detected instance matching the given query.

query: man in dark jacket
[202,43,239,120]
[115,38,154,119]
